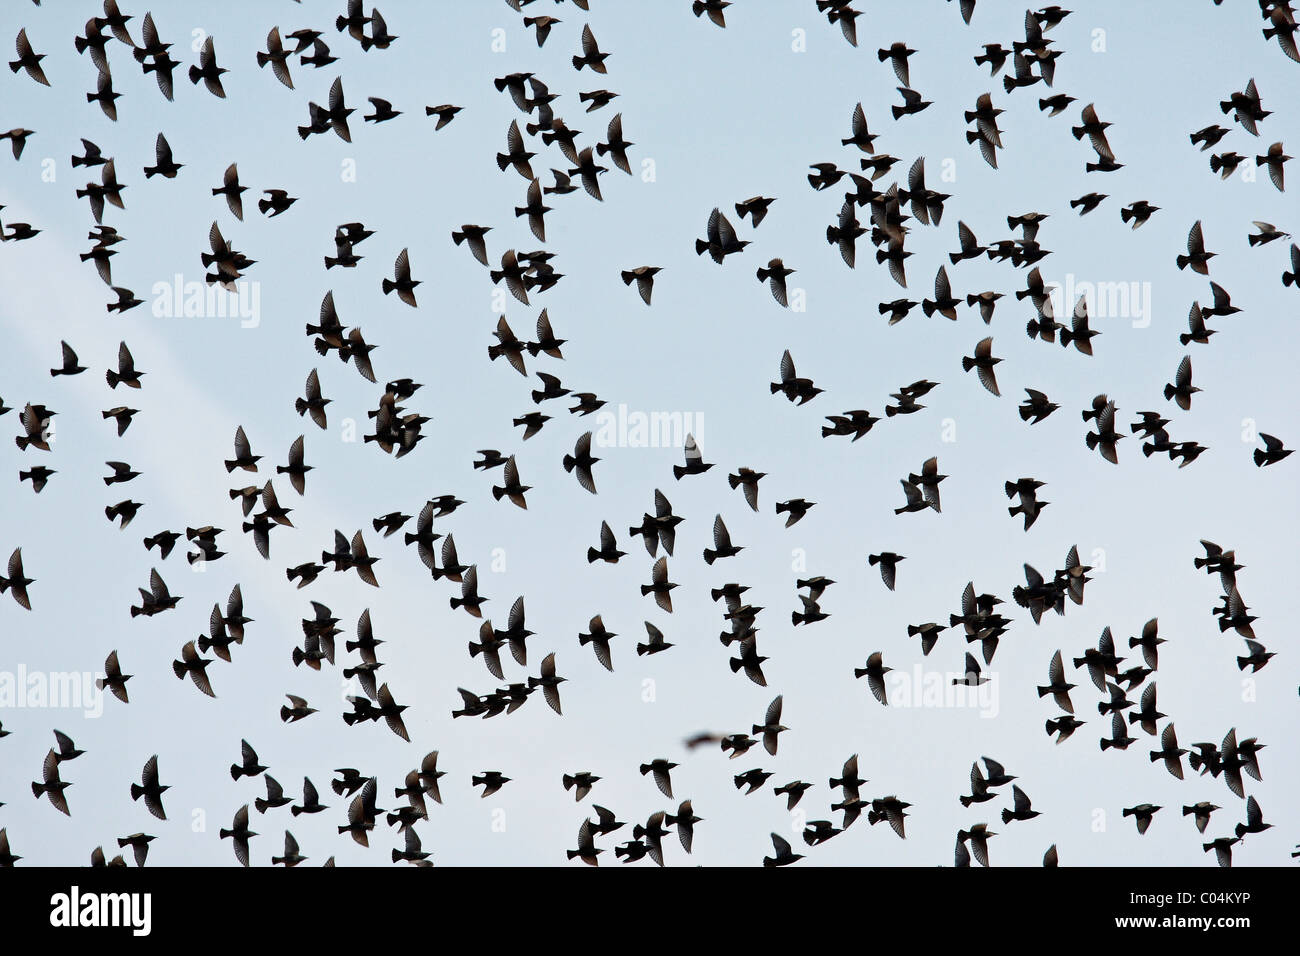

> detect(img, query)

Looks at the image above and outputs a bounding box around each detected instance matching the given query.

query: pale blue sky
[0,1,1296,867]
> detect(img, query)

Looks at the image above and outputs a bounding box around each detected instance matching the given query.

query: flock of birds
[1,0,1297,869]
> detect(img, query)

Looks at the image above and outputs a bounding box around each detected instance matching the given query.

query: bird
[753,695,788,756]
[212,163,247,220]
[892,87,932,120]
[854,652,892,704]
[1177,221,1215,274]
[527,653,566,715]
[381,248,420,306]
[1037,650,1076,713]
[231,740,267,780]
[130,755,168,820]
[962,337,1002,396]
[1122,804,1161,835]
[763,833,803,867]
[621,266,660,305]
[1001,785,1040,824]
[1234,795,1272,841]
[692,1,731,28]
[562,432,599,493]
[696,207,749,262]
[633,620,675,658]
[957,824,996,867]
[219,805,257,866]
[0,548,34,610]
[1163,355,1200,411]
[1150,723,1188,779]
[10,29,49,86]
[572,24,609,73]
[31,749,71,816]
[756,258,796,307]
[106,342,144,389]
[491,455,531,509]
[95,650,131,704]
[171,641,215,697]
[1253,433,1292,467]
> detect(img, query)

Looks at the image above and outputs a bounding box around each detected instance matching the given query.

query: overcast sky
[0,0,1295,867]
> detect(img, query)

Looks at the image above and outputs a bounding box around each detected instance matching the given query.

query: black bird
[1069,192,1107,215]
[1001,785,1040,824]
[96,650,132,704]
[673,433,715,480]
[1150,723,1188,779]
[961,337,1002,396]
[572,24,609,73]
[1183,802,1220,834]
[1122,804,1161,835]
[1234,796,1272,841]
[231,740,267,780]
[854,652,892,705]
[106,342,144,389]
[219,805,257,867]
[892,87,932,120]
[636,621,674,657]
[212,163,247,220]
[1176,220,1215,275]
[735,195,776,227]
[763,833,803,867]
[33,751,73,816]
[10,29,49,86]
[696,207,749,262]
[1019,388,1059,424]
[1120,200,1159,229]
[1254,433,1292,467]
[49,341,86,377]
[130,755,168,820]
[1163,355,1200,410]
[188,36,227,97]
[639,759,677,799]
[381,248,420,307]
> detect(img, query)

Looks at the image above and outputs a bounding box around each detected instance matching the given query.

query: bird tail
[381,278,396,295]
[1000,808,1014,824]
[1175,254,1191,270]
[171,659,186,679]
[960,356,975,372]
[1120,207,1132,223]
[254,798,269,814]
[671,465,687,480]
[1252,448,1268,467]
[703,550,716,566]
